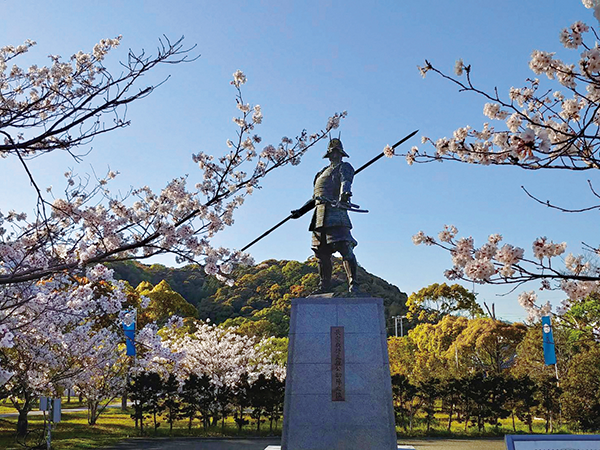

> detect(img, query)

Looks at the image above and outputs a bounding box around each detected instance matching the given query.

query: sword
[328,200,368,213]
[240,129,419,252]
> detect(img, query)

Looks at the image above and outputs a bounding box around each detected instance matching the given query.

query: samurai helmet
[323,138,349,158]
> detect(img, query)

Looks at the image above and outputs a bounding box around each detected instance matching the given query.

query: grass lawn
[0,405,584,450]
[395,414,570,438]
[0,409,135,450]
[0,407,284,450]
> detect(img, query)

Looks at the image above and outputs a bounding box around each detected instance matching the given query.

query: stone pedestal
[279,297,397,450]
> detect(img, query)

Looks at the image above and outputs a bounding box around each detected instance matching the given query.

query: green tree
[560,292,600,342]
[248,374,269,432]
[180,374,213,430]
[438,377,463,431]
[391,374,418,432]
[408,315,469,381]
[417,378,440,433]
[505,375,538,433]
[561,344,600,431]
[137,280,197,327]
[159,374,182,434]
[450,318,526,376]
[459,373,510,432]
[223,306,290,338]
[264,375,285,433]
[129,372,163,435]
[512,325,566,433]
[232,373,251,431]
[406,283,483,323]
[388,336,417,377]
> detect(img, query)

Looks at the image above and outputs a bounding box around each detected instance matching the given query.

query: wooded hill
[109,258,408,337]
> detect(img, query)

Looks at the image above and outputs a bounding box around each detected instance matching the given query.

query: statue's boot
[311,256,332,295]
[343,258,360,294]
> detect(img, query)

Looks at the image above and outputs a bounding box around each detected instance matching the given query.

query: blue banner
[541,315,556,365]
[123,321,136,356]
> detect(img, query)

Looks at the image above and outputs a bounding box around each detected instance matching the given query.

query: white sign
[506,434,600,450]
[52,398,61,423]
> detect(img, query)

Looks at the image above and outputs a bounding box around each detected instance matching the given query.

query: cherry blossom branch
[521,183,600,212]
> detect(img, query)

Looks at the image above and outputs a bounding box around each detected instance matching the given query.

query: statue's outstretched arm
[291,198,316,219]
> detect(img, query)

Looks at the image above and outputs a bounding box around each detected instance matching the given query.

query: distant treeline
[108,259,409,338]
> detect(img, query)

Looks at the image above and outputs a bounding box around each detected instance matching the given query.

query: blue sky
[1,0,596,322]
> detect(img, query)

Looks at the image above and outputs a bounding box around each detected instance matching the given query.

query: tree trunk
[16,408,29,437]
[447,403,453,431]
[238,406,244,431]
[512,411,516,432]
[121,392,128,411]
[89,401,99,425]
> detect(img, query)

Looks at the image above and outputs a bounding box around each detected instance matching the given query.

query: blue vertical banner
[123,320,136,356]
[541,315,556,365]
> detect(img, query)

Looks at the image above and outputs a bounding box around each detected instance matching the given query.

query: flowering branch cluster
[0,36,194,159]
[411,12,600,171]
[0,40,346,290]
[407,2,600,321]
[1,264,132,395]
[146,320,286,385]
[413,224,600,319]
[0,36,341,421]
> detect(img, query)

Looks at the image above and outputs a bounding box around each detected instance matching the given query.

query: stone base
[280,297,397,450]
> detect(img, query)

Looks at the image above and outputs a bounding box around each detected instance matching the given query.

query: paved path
[102,438,281,449]
[102,437,506,450]
[0,407,87,419]
[0,404,125,419]
[401,438,505,449]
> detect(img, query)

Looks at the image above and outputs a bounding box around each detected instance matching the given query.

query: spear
[240,129,419,252]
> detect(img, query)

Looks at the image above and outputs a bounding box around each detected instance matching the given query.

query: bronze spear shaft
[239,129,419,252]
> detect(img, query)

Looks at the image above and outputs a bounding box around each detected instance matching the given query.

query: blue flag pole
[123,319,136,356]
[541,315,557,366]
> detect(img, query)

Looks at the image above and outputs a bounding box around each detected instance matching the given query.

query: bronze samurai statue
[291,138,362,294]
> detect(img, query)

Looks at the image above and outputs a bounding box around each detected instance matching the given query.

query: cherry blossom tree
[399,0,600,331]
[126,318,285,431]
[0,34,342,431]
[0,36,345,321]
[0,30,343,440]
[1,264,132,435]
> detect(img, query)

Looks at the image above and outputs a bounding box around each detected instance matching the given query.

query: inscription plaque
[330,326,345,401]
